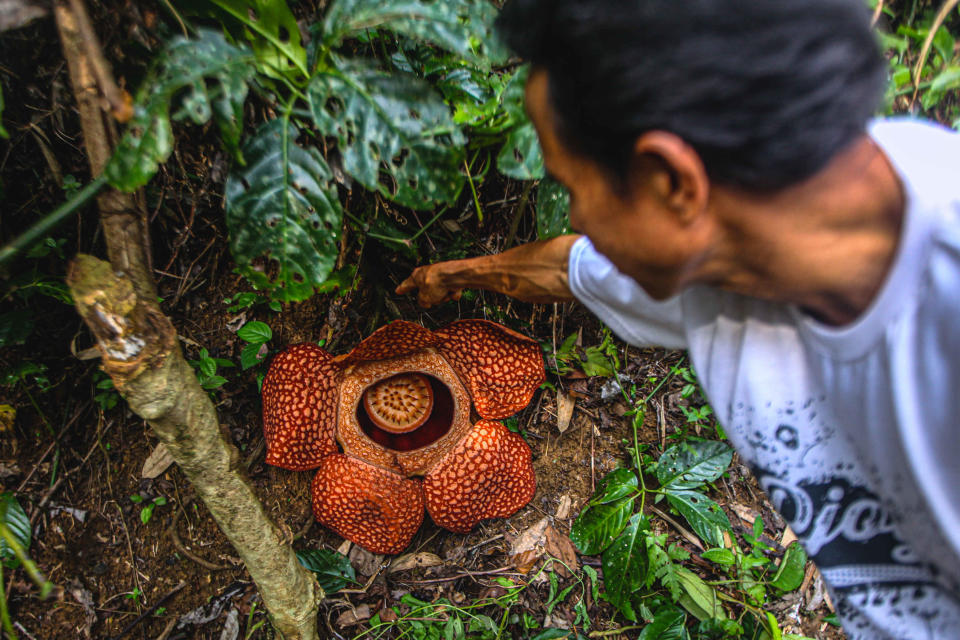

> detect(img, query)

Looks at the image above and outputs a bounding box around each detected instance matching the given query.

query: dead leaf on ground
[730,503,760,525]
[388,552,443,573]
[336,604,371,627]
[556,391,575,433]
[555,494,573,520]
[511,517,550,573]
[544,525,578,578]
[349,545,384,578]
[142,442,175,479]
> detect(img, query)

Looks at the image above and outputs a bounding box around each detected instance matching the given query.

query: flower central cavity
[362,372,434,433]
[358,373,453,451]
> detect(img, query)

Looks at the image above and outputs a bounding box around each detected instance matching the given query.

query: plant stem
[0,523,53,599]
[463,157,484,224]
[0,175,107,268]
[0,564,15,640]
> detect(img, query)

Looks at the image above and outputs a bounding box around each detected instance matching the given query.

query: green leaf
[0,310,34,347]
[537,178,571,240]
[530,630,573,640]
[225,119,343,302]
[591,468,638,505]
[140,502,156,524]
[0,493,31,569]
[931,66,960,94]
[601,514,650,621]
[106,30,254,191]
[769,542,807,592]
[675,566,725,621]
[656,440,733,491]
[664,490,731,548]
[570,494,635,555]
[199,357,217,379]
[308,59,465,210]
[202,375,228,390]
[322,0,507,66]
[240,342,265,371]
[210,0,308,79]
[296,548,357,594]
[637,605,685,640]
[701,548,736,566]
[237,320,273,344]
[497,121,544,180]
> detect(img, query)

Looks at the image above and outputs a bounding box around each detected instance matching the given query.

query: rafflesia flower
[262,320,545,554]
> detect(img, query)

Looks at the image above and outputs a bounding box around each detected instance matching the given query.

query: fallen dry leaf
[141,442,175,479]
[555,494,573,520]
[511,517,550,573]
[388,552,443,573]
[556,390,575,433]
[336,604,371,627]
[544,526,578,578]
[349,545,384,578]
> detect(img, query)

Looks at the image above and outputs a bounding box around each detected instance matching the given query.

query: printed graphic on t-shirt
[727,398,960,640]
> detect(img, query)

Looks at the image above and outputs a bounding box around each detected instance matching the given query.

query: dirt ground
[0,7,845,640]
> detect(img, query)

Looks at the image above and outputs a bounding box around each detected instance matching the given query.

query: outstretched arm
[396,234,582,307]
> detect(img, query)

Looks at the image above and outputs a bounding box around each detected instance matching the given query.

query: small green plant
[548,328,620,378]
[130,494,168,524]
[237,321,272,371]
[93,370,120,411]
[0,493,54,637]
[188,347,234,390]
[295,548,357,594]
[224,291,282,313]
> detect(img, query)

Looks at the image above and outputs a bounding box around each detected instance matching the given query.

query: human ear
[631,131,709,222]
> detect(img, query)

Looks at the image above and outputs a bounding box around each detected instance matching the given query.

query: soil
[0,6,846,640]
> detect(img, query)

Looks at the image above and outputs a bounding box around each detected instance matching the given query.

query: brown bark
[55,3,322,637]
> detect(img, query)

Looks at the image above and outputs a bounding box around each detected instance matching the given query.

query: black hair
[498,0,887,191]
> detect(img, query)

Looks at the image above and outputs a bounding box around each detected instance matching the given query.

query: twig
[649,505,705,551]
[168,508,234,571]
[395,566,517,585]
[65,0,133,121]
[0,175,106,267]
[870,0,884,26]
[504,180,535,249]
[108,580,185,640]
[911,0,960,104]
[112,502,143,611]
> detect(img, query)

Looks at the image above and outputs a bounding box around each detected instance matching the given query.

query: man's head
[498,0,886,192]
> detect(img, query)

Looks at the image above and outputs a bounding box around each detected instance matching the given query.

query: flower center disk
[362,373,434,434]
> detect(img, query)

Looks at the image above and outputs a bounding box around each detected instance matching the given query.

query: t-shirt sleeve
[567,236,687,349]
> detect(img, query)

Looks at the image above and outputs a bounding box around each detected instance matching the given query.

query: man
[397,1,960,638]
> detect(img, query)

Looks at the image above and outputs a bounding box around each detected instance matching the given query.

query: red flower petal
[423,419,536,533]
[434,320,546,419]
[312,454,425,554]
[336,320,440,367]
[262,344,339,470]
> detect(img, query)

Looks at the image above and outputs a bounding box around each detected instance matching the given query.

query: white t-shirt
[568,119,960,639]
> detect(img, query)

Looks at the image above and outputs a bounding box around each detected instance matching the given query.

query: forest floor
[0,6,846,640]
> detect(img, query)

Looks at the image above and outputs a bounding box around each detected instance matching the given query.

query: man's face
[524,69,703,300]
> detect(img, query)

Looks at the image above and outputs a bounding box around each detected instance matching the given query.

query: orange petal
[312,454,425,554]
[336,320,441,367]
[423,419,536,533]
[262,344,339,470]
[434,320,545,419]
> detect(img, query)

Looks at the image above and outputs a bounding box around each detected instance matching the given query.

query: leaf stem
[463,157,484,223]
[0,522,53,599]
[0,175,107,268]
[0,564,14,640]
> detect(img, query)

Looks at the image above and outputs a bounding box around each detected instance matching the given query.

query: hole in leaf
[408,108,421,120]
[324,97,344,117]
[513,149,525,163]
[247,8,258,21]
[292,272,304,283]
[392,148,410,169]
[266,216,279,229]
[278,25,290,43]
[378,164,398,197]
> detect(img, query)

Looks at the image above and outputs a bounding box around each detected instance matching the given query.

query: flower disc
[362,373,434,434]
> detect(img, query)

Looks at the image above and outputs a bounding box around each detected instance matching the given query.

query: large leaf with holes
[537,178,571,239]
[105,30,254,191]
[602,514,650,621]
[323,0,506,66]
[210,0,308,79]
[496,67,545,180]
[224,119,342,302]
[656,440,734,491]
[308,59,465,209]
[664,490,731,548]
